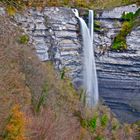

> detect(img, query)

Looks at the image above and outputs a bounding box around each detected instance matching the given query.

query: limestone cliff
[4,4,140,123]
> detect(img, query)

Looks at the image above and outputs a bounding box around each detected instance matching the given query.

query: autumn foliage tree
[3,105,26,140]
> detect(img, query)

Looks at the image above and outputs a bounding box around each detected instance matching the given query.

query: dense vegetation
[112,8,140,51]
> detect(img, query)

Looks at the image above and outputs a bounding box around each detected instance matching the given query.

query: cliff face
[14,7,83,87]
[95,4,140,123]
[9,4,140,123]
[96,26,140,123]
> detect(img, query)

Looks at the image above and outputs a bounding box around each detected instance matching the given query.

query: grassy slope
[0,15,48,139]
[0,16,31,134]
[0,15,82,140]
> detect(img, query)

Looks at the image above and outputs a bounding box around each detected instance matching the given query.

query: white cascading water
[73,9,99,106]
[88,10,94,43]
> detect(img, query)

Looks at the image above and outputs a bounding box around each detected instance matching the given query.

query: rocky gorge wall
[1,4,139,123]
[14,7,83,87]
[95,4,140,123]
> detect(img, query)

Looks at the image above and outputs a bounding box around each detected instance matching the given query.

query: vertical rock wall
[13,4,140,123]
[15,7,83,87]
[95,4,140,123]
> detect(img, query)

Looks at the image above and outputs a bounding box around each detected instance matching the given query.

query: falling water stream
[73,9,99,106]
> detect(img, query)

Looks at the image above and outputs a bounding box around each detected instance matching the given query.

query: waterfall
[88,10,94,43]
[73,9,99,106]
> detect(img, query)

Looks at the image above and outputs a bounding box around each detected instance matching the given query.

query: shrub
[1,0,25,15]
[6,6,16,16]
[95,135,105,140]
[112,39,127,50]
[3,104,26,140]
[81,114,98,132]
[112,21,132,50]
[60,67,65,80]
[88,116,97,131]
[78,104,137,139]
[111,118,120,130]
[112,8,140,51]
[121,21,132,36]
[82,113,109,132]
[122,12,135,21]
[100,114,108,127]
[35,83,48,113]
[19,35,29,44]
[135,8,140,17]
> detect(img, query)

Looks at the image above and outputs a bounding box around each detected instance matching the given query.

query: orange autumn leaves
[3,105,26,140]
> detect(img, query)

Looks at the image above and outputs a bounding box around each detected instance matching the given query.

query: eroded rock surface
[14,7,83,86]
[95,5,140,123]
[6,4,140,123]
[96,26,140,123]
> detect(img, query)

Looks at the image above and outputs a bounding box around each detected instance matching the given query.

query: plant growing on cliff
[94,21,102,32]
[35,83,48,113]
[77,104,138,139]
[122,12,135,21]
[60,67,66,80]
[112,8,140,51]
[3,104,26,140]
[100,114,108,127]
[112,21,132,50]
[1,0,25,15]
[19,35,29,44]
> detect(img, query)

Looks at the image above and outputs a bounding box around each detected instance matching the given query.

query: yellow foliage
[3,105,26,140]
[6,6,16,16]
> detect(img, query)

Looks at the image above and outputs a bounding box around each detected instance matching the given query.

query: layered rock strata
[6,4,140,123]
